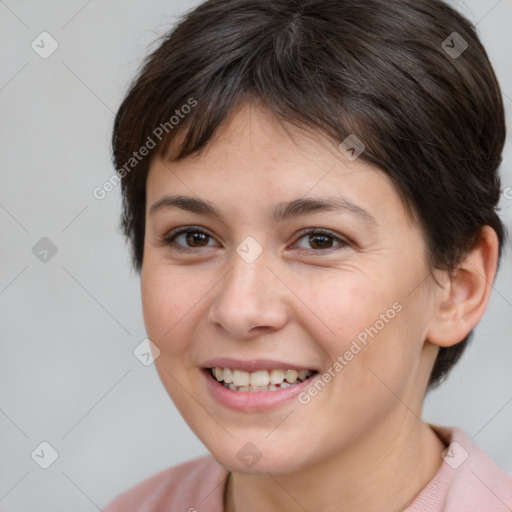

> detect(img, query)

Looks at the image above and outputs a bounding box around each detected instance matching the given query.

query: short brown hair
[111,0,507,390]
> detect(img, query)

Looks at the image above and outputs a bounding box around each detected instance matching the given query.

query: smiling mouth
[208,367,318,392]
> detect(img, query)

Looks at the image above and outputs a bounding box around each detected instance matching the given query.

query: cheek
[297,271,390,351]
[140,265,190,354]
[300,271,420,392]
[140,265,201,415]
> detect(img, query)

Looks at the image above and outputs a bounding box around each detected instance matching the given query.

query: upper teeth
[211,367,313,387]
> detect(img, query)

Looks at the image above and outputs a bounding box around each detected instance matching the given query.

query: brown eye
[182,231,209,247]
[161,227,219,251]
[294,229,348,252]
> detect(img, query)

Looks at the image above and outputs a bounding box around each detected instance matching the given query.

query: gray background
[0,1,511,510]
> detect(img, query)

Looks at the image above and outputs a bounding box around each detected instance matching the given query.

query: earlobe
[426,226,499,348]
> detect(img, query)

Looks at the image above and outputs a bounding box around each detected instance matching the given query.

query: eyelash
[158,226,350,253]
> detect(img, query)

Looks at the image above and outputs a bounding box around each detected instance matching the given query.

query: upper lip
[202,358,318,372]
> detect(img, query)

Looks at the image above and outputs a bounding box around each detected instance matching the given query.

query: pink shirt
[103,424,512,511]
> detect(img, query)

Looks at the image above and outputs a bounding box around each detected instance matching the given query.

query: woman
[104,0,511,510]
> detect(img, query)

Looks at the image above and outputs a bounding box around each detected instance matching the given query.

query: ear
[426,226,499,348]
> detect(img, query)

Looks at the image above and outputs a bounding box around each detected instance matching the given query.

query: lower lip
[202,368,319,412]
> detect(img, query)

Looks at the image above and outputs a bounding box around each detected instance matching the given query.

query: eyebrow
[149,194,377,226]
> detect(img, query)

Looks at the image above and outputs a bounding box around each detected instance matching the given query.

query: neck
[224,411,446,512]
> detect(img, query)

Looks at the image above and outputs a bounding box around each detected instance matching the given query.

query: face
[141,102,440,475]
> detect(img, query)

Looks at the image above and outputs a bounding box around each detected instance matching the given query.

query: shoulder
[102,454,229,512]
[407,424,512,512]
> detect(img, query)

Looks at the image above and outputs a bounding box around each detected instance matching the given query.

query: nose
[207,248,289,339]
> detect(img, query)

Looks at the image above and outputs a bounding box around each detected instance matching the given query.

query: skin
[141,101,498,512]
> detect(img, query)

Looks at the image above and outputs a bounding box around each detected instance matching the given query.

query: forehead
[145,102,409,229]
[164,102,368,171]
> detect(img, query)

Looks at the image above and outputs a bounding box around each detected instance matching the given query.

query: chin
[207,442,309,475]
